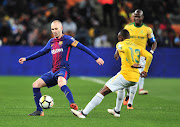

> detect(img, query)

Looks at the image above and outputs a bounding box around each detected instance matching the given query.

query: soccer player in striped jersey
[71,29,153,118]
[121,9,157,109]
[19,20,104,116]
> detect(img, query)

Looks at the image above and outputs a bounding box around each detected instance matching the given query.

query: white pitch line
[79,76,106,85]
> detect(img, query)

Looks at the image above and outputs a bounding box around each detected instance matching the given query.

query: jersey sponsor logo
[59,41,63,46]
[130,36,145,39]
[51,48,63,54]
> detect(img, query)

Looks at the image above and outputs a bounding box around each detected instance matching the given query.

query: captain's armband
[71,40,79,47]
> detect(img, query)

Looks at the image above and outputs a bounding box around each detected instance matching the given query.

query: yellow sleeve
[147,27,155,39]
[140,48,153,72]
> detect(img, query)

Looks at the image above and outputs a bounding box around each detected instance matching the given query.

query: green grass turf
[0,76,180,127]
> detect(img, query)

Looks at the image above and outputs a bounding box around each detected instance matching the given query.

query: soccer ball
[39,95,54,109]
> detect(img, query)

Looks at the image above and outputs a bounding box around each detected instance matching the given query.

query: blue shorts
[40,68,70,88]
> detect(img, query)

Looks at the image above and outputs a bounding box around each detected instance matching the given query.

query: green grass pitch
[0,76,180,127]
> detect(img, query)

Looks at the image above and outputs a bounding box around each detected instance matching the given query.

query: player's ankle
[128,104,132,107]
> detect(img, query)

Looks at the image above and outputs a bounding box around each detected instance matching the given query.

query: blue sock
[33,88,43,111]
[61,85,75,104]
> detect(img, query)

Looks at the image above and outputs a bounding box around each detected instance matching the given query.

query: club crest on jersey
[59,41,63,46]
[139,30,144,34]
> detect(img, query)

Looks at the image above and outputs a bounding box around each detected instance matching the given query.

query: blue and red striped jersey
[26,34,99,73]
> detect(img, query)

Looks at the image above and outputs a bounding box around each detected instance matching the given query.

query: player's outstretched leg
[60,85,78,110]
[138,77,148,95]
[71,93,104,118]
[28,88,44,116]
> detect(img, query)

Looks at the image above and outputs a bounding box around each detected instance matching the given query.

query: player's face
[118,35,123,42]
[134,13,143,26]
[51,22,63,38]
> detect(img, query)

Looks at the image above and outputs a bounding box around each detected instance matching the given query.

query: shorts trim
[64,71,68,79]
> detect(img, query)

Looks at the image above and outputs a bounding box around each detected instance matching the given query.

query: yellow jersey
[116,39,153,82]
[124,22,155,49]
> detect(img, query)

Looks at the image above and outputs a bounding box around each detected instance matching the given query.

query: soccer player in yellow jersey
[70,29,153,118]
[121,9,157,109]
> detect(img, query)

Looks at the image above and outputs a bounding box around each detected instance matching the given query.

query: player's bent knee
[32,82,46,88]
[58,83,66,88]
[32,78,46,88]
[32,82,41,88]
[58,77,67,88]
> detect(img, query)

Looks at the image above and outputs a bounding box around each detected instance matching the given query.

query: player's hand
[19,57,26,64]
[96,58,104,65]
[114,50,119,61]
[131,64,142,68]
[140,71,148,78]
[114,54,119,61]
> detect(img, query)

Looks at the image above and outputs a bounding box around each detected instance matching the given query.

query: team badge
[59,41,63,46]
[139,30,144,34]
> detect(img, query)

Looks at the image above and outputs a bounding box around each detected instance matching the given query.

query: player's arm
[148,28,157,54]
[150,41,157,54]
[140,48,153,77]
[19,39,51,64]
[71,40,104,65]
[114,50,119,61]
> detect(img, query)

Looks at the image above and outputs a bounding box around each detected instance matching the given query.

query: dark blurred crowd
[115,0,180,47]
[0,0,180,48]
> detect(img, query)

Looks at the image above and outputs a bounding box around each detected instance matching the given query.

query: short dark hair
[119,29,130,39]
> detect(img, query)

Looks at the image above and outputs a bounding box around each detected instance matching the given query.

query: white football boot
[71,109,86,118]
[107,109,120,118]
[139,89,148,95]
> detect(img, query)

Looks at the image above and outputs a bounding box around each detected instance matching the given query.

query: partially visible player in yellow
[70,29,153,118]
[121,9,157,109]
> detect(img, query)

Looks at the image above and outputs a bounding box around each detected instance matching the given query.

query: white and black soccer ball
[39,95,54,109]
